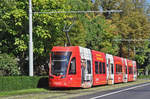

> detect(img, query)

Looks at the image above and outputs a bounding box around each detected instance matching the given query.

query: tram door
[133,61,137,81]
[79,47,93,88]
[125,59,128,82]
[106,54,114,85]
[122,59,128,82]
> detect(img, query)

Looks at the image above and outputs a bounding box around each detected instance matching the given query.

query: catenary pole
[29,0,33,76]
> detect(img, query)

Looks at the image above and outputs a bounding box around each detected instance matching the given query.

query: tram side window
[95,61,99,74]
[125,66,127,74]
[87,60,91,74]
[128,67,131,74]
[134,67,136,74]
[135,68,136,74]
[69,58,76,74]
[103,63,106,74]
[116,64,122,74]
[99,62,103,74]
[107,64,109,68]
[111,64,114,74]
[119,65,122,73]
[128,67,133,74]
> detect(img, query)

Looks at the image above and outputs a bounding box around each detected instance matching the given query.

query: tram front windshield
[51,52,72,76]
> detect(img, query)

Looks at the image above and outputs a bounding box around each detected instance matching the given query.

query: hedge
[0,76,48,92]
[138,75,150,79]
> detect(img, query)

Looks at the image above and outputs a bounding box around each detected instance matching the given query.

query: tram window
[111,64,113,74]
[103,63,106,74]
[128,67,133,74]
[120,65,122,73]
[99,62,103,74]
[95,61,99,74]
[116,64,118,73]
[107,64,109,73]
[128,67,130,74]
[134,67,136,74]
[107,64,109,68]
[125,66,127,74]
[116,64,122,73]
[87,60,91,74]
[69,58,76,74]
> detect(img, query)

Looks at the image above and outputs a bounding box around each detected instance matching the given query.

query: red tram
[49,46,137,88]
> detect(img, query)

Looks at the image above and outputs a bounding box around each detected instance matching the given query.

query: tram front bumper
[49,79,68,87]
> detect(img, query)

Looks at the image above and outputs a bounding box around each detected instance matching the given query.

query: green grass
[0,88,48,97]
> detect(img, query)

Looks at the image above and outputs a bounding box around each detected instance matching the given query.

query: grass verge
[0,88,48,97]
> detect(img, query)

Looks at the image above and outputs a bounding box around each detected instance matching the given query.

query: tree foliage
[0,0,73,75]
[99,0,150,66]
[0,53,20,76]
[0,0,150,75]
[67,0,120,55]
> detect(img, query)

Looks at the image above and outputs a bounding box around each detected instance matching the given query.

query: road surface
[73,83,150,99]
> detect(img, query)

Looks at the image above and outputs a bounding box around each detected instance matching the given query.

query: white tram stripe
[90,83,150,99]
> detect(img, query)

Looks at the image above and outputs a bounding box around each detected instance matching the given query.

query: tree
[99,0,150,66]
[0,0,88,75]
[83,15,120,55]
[0,53,20,76]
[67,0,120,55]
[0,0,74,75]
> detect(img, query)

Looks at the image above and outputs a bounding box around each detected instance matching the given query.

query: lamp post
[29,0,33,76]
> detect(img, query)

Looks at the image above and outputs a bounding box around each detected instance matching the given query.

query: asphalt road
[72,83,150,99]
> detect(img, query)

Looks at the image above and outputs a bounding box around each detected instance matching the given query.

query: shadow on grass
[37,77,82,91]
[37,77,49,88]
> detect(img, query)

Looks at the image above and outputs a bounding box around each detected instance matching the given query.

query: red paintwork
[49,46,137,88]
[114,56,123,83]
[49,46,81,87]
[92,50,107,86]
[127,59,134,82]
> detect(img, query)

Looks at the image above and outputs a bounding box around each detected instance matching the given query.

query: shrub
[0,53,20,76]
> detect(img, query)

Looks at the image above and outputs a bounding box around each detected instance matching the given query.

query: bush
[0,53,20,76]
[0,76,48,91]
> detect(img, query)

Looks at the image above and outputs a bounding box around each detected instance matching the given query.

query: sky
[146,0,150,3]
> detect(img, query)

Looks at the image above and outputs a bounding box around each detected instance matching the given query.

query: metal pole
[134,46,136,59]
[65,31,72,46]
[29,0,33,76]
